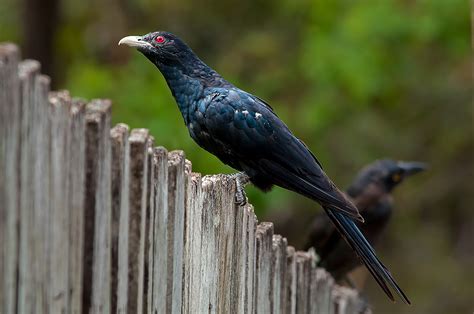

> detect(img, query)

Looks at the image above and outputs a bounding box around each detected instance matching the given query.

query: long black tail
[324,206,411,304]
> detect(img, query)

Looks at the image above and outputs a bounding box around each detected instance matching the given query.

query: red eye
[155,36,165,43]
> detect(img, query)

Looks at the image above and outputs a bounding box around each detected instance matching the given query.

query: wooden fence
[0,43,368,314]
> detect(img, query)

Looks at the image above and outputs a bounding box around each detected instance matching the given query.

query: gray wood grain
[285,246,297,314]
[255,222,274,314]
[199,175,219,313]
[33,75,51,314]
[308,249,319,314]
[230,192,246,314]
[245,205,257,314]
[0,43,21,314]
[234,202,252,314]
[182,165,203,314]
[166,150,186,314]
[332,285,368,314]
[151,147,169,314]
[271,234,288,314]
[68,98,86,314]
[187,170,202,311]
[48,90,72,314]
[295,251,312,314]
[314,268,335,314]
[125,128,151,314]
[232,200,247,314]
[110,123,130,314]
[17,60,41,314]
[215,175,237,314]
[143,136,154,314]
[84,99,112,313]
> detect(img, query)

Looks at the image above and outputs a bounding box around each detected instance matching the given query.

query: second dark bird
[306,159,426,283]
[119,31,411,303]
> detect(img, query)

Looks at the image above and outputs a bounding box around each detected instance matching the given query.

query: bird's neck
[157,63,202,124]
[155,57,231,123]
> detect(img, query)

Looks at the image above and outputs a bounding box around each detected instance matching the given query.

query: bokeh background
[1,0,472,312]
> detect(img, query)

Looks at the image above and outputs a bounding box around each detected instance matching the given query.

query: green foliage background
[1,0,472,312]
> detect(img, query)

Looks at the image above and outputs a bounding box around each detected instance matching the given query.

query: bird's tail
[324,206,411,304]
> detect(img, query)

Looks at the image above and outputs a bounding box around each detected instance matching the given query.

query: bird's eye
[155,36,165,44]
[392,173,401,182]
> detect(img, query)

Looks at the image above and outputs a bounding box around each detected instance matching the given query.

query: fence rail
[0,43,368,314]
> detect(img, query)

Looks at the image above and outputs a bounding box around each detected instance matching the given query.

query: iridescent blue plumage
[119,31,411,304]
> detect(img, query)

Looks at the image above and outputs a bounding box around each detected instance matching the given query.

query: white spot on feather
[255,112,262,119]
[242,110,249,115]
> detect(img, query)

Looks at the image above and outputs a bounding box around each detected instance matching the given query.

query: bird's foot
[230,172,250,206]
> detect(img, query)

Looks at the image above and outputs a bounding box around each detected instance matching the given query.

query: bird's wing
[198,88,361,219]
[199,88,361,220]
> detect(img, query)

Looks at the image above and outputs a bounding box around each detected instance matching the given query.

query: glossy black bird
[119,31,410,303]
[306,159,426,283]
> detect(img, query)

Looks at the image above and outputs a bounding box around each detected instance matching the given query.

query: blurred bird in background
[306,159,426,287]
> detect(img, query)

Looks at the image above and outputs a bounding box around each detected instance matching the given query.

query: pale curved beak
[118,35,152,48]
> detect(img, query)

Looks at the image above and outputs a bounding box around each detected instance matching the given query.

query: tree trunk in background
[22,0,59,83]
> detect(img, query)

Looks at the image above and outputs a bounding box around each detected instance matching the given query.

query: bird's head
[118,31,198,69]
[348,159,427,195]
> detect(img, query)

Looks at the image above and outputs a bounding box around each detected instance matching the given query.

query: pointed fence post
[0,43,21,314]
[83,99,112,313]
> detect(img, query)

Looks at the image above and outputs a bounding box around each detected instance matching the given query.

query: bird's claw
[235,189,248,206]
[231,172,250,207]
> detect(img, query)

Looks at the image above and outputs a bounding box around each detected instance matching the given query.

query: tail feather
[257,159,364,221]
[324,207,411,304]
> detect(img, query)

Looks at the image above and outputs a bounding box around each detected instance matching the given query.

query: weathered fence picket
[110,123,130,314]
[34,75,52,314]
[314,267,335,314]
[127,129,151,314]
[17,60,41,314]
[271,234,288,313]
[286,246,298,314]
[68,98,87,314]
[150,146,169,314]
[0,43,369,314]
[0,43,21,314]
[183,167,203,314]
[49,91,72,313]
[84,99,113,313]
[143,135,155,314]
[333,286,367,314]
[255,222,274,313]
[166,151,186,314]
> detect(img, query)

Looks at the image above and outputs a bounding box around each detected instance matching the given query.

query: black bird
[119,31,410,303]
[306,159,426,283]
